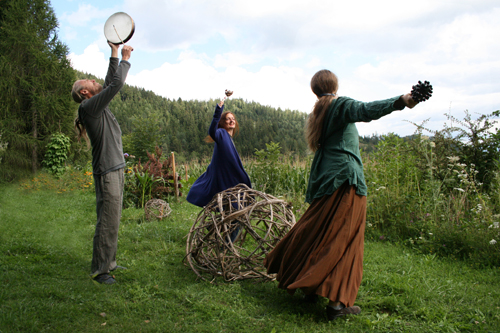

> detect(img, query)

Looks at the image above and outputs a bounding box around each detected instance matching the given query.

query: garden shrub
[42,133,71,177]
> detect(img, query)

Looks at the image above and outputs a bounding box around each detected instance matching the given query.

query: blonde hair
[306,70,338,152]
[71,80,85,103]
[204,112,240,143]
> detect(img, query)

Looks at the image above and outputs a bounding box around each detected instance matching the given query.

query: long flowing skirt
[264,182,366,307]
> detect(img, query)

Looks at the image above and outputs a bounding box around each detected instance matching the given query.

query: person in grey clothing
[72,42,133,284]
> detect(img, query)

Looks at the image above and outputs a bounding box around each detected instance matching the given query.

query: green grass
[1,182,499,332]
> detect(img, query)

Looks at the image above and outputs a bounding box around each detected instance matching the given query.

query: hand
[401,93,418,109]
[218,99,225,108]
[121,45,134,61]
[108,41,119,58]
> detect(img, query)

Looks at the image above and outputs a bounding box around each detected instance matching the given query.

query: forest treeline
[77,71,386,163]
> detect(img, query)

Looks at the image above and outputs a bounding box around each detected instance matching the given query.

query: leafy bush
[123,146,182,208]
[364,121,500,267]
[42,133,71,177]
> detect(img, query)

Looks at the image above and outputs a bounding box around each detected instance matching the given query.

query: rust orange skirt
[264,182,366,307]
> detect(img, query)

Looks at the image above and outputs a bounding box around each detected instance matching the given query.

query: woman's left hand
[218,99,225,108]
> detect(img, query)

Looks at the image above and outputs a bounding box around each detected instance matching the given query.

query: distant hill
[77,72,386,161]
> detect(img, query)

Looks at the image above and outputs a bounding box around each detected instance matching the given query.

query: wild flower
[489,222,500,229]
[447,156,460,163]
[429,142,436,148]
[454,188,465,192]
[490,239,497,245]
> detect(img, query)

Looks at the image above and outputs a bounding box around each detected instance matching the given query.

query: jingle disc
[104,12,135,45]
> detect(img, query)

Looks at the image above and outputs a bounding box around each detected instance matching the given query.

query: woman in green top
[264,69,419,321]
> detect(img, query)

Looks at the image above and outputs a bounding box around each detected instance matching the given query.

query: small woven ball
[185,184,296,282]
[144,199,171,221]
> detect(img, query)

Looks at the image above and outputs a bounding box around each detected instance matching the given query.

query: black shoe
[110,265,127,271]
[303,293,319,303]
[326,305,361,321]
[93,274,116,285]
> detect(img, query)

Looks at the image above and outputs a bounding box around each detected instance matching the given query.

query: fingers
[121,45,134,61]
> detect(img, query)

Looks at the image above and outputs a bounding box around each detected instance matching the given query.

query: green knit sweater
[305,96,404,203]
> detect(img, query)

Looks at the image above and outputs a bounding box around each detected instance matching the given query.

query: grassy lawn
[1,182,499,332]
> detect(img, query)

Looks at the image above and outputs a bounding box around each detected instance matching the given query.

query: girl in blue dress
[187,94,251,208]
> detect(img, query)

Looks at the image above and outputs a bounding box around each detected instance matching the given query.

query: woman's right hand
[401,93,418,109]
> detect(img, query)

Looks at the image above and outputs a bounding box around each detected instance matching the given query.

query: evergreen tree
[0,0,75,181]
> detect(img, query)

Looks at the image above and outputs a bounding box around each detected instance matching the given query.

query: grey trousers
[91,168,124,277]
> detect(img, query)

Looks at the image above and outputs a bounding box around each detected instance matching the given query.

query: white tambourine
[104,12,135,45]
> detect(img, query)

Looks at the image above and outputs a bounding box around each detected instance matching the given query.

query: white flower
[490,239,497,245]
[447,156,460,162]
[454,188,465,192]
[494,222,499,229]
[429,142,436,148]
[429,233,433,235]
[376,186,386,191]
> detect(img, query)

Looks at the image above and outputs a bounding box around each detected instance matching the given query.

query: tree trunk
[32,108,37,173]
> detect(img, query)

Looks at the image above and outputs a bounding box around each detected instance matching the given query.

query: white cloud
[213,52,260,68]
[68,44,109,76]
[60,4,109,26]
[127,55,315,112]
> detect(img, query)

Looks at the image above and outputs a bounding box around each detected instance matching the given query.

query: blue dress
[186,104,252,207]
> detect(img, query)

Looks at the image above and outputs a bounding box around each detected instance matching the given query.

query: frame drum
[104,12,135,45]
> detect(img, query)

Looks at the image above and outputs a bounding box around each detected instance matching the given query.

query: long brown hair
[204,111,240,143]
[306,69,338,152]
[74,117,90,149]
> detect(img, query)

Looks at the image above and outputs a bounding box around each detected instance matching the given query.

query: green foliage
[0,0,76,182]
[409,110,500,192]
[364,129,500,267]
[42,132,70,176]
[123,147,181,208]
[246,142,311,199]
[0,131,7,165]
[122,111,163,162]
[253,141,282,193]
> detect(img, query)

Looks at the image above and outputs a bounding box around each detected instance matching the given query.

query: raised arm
[81,45,134,117]
[208,100,224,141]
[104,42,120,88]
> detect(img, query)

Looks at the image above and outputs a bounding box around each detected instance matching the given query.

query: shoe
[110,265,127,271]
[303,293,319,303]
[93,274,116,285]
[326,305,361,321]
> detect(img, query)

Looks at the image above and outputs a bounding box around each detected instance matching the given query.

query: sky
[51,0,500,137]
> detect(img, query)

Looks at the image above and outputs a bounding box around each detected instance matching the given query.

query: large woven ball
[185,184,296,282]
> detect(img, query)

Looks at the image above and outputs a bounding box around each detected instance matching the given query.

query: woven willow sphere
[144,199,172,221]
[185,184,296,282]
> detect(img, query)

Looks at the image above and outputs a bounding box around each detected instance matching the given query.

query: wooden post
[171,152,179,201]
